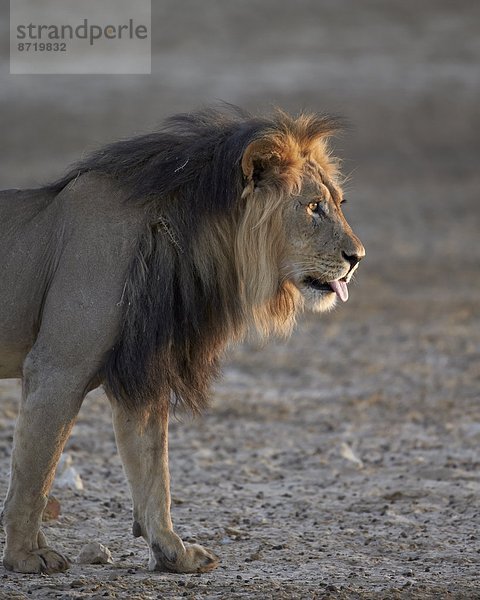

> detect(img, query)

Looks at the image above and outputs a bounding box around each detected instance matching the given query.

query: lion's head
[235,112,365,335]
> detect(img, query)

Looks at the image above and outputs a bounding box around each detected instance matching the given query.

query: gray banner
[10,0,151,74]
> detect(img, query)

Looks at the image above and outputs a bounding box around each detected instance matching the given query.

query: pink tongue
[329,280,349,302]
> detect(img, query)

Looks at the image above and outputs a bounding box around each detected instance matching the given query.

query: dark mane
[47,105,261,213]
[47,105,342,414]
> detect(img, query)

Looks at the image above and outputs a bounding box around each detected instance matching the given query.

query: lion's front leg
[110,401,219,574]
[2,356,87,574]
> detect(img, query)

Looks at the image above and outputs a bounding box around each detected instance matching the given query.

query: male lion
[0,106,364,574]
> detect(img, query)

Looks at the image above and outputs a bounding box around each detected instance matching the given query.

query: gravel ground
[1,1,479,598]
[1,273,479,599]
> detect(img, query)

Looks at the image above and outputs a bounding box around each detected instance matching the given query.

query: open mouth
[303,276,349,302]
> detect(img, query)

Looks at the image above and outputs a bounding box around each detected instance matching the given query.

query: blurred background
[1,1,479,596]
[1,0,479,268]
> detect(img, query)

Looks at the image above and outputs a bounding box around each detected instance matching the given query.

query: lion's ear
[241,139,283,193]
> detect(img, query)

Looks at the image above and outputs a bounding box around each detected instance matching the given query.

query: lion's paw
[150,540,219,573]
[3,547,70,574]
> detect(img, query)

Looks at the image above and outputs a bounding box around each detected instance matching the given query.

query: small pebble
[77,542,113,565]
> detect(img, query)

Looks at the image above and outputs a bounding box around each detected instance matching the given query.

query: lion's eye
[308,202,320,213]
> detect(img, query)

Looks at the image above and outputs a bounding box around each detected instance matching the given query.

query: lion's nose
[342,250,364,270]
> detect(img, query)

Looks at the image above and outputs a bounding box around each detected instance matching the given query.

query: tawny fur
[0,105,364,576]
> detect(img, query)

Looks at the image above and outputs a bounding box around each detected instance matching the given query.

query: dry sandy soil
[0,1,479,598]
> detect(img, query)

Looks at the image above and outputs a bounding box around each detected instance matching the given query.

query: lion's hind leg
[110,401,219,574]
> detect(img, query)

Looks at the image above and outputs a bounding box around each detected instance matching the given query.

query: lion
[0,105,364,574]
